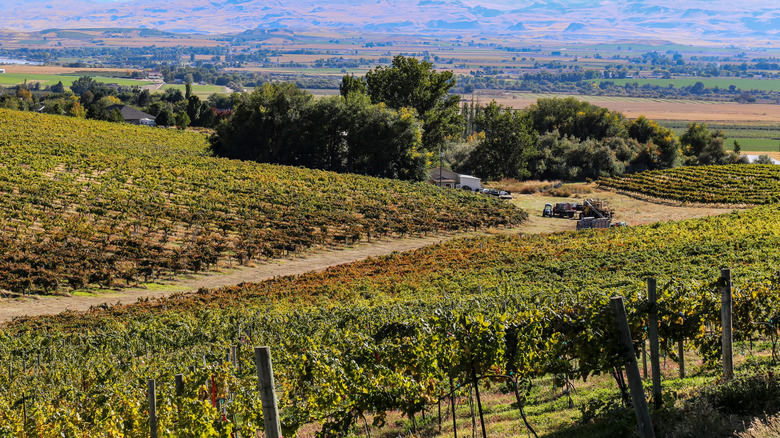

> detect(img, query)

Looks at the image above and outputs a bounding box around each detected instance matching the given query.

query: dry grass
[737,414,780,438]
[493,179,561,194]
[479,91,780,123]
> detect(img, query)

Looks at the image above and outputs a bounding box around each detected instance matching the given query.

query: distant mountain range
[1,0,778,45]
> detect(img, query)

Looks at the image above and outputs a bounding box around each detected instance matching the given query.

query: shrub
[698,370,780,415]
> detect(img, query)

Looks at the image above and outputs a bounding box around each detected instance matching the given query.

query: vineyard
[598,164,780,205]
[0,108,524,295]
[3,203,780,435]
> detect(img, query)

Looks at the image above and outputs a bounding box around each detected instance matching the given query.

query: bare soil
[0,188,747,322]
[481,92,780,123]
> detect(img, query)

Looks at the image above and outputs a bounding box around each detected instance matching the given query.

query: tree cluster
[210,83,426,180]
[456,97,741,182]
[0,77,231,129]
[210,56,463,181]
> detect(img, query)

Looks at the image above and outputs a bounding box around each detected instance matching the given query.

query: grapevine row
[598,163,780,205]
[3,205,780,435]
[0,108,524,295]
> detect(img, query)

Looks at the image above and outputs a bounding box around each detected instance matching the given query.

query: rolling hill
[0,0,777,45]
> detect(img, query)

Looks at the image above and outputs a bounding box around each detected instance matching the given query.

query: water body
[0,57,42,65]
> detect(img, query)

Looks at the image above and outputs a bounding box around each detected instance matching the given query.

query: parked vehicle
[542,203,553,217]
[552,202,577,218]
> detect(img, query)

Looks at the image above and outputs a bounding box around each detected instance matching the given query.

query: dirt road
[0,234,468,322]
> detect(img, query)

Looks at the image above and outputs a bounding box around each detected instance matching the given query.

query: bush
[698,370,780,415]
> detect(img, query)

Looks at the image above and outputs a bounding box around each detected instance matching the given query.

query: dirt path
[0,233,471,322]
[0,188,747,322]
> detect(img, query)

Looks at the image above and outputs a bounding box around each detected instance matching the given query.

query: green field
[159,83,228,95]
[0,73,152,88]
[591,77,780,92]
[658,120,780,152]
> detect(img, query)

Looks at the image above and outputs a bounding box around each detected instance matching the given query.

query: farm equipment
[579,199,613,220]
[576,199,617,230]
[543,202,578,218]
[576,217,612,230]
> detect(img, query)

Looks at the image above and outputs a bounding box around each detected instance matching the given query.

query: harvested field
[476,91,780,123]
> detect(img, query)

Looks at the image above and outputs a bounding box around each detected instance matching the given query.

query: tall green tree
[627,115,680,169]
[210,82,313,163]
[70,76,97,96]
[339,74,367,98]
[464,101,537,180]
[526,97,628,141]
[209,83,426,180]
[681,122,728,165]
[363,55,461,153]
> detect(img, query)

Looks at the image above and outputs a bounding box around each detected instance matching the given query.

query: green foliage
[69,76,97,96]
[364,55,462,152]
[463,101,537,180]
[527,97,628,142]
[155,107,175,126]
[175,111,191,129]
[466,98,682,181]
[531,132,639,180]
[210,83,428,180]
[697,370,780,415]
[49,81,65,94]
[339,74,366,97]
[681,122,729,166]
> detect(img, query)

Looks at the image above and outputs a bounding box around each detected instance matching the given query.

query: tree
[185,82,193,100]
[464,101,536,180]
[70,76,97,96]
[175,111,191,130]
[68,101,86,118]
[343,95,426,180]
[339,74,366,98]
[527,97,627,141]
[137,89,151,107]
[186,95,201,125]
[627,116,679,169]
[163,87,185,103]
[50,81,66,94]
[733,140,741,155]
[680,122,728,165]
[209,83,427,180]
[364,55,461,152]
[210,82,313,163]
[155,107,175,127]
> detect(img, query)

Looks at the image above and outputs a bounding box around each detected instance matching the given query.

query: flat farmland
[590,76,780,92]
[476,91,780,123]
[160,84,228,95]
[0,72,152,88]
[0,65,137,75]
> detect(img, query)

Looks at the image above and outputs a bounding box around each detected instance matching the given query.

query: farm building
[429,167,482,190]
[105,104,156,126]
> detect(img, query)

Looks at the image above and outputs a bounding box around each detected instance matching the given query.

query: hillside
[0,0,778,45]
[0,109,523,295]
[598,164,780,205]
[4,201,780,434]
